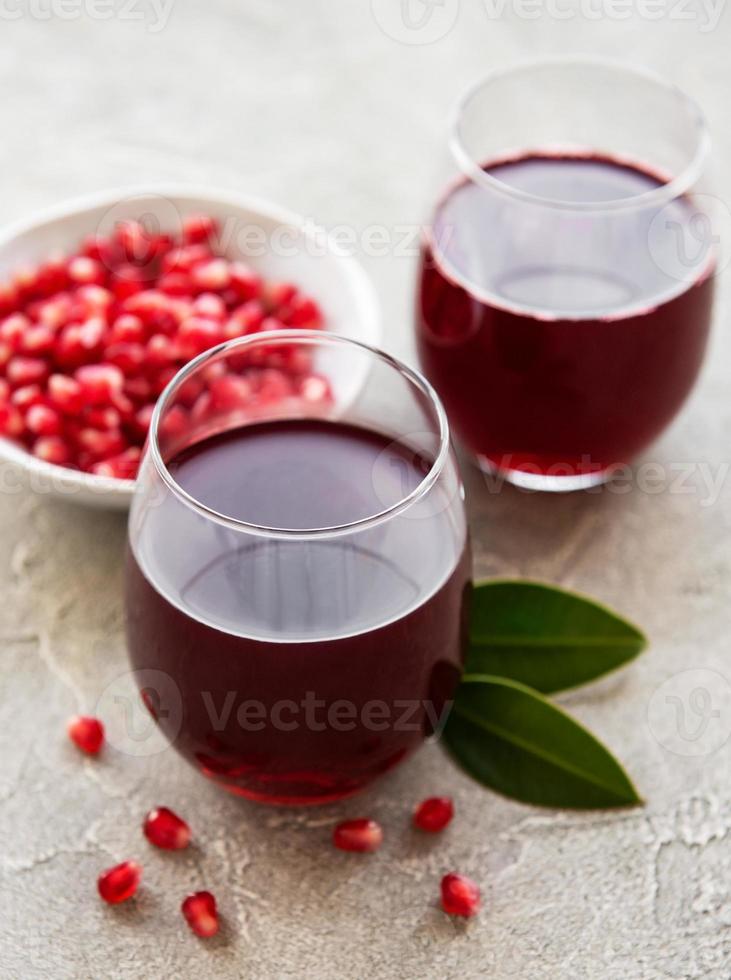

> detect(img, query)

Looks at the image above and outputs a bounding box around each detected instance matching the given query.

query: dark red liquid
[417,155,714,480]
[126,419,470,805]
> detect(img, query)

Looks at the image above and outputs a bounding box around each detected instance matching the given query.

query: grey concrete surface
[1,2,731,978]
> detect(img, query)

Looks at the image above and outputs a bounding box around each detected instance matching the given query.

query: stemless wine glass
[416,58,716,491]
[125,330,470,805]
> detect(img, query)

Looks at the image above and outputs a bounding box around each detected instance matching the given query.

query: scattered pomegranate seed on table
[0,215,327,479]
[143,807,191,851]
[440,873,481,918]
[413,796,454,833]
[97,860,142,905]
[182,890,219,938]
[67,715,104,755]
[332,818,384,853]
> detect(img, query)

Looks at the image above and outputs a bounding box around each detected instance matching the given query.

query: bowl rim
[0,183,382,499]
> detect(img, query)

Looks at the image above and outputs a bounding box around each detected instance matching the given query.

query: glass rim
[449,56,711,214]
[148,329,452,539]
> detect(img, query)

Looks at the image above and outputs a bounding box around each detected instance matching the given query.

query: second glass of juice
[417,59,716,491]
[125,330,470,805]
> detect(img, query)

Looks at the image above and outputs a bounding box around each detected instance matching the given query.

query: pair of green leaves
[442,581,646,809]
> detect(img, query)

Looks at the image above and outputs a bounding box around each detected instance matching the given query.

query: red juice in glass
[416,62,716,490]
[125,333,470,805]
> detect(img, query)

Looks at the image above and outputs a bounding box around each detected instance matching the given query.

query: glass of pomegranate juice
[417,59,716,490]
[125,330,471,804]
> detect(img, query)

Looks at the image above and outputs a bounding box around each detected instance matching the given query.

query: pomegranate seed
[75,364,124,403]
[158,404,188,442]
[263,281,297,310]
[26,403,62,436]
[75,285,113,315]
[90,446,141,479]
[0,403,23,437]
[229,262,262,301]
[124,376,153,403]
[440,874,481,917]
[116,220,155,264]
[68,256,106,286]
[181,891,219,938]
[190,390,213,422]
[227,300,265,336]
[0,282,18,315]
[193,292,226,321]
[13,265,39,301]
[11,384,45,411]
[6,357,49,388]
[300,374,331,404]
[283,297,323,328]
[82,234,118,267]
[48,374,83,414]
[143,806,191,850]
[125,291,179,334]
[332,819,383,853]
[112,268,147,302]
[1,313,30,349]
[151,366,178,396]
[109,388,135,418]
[257,368,292,402]
[177,317,221,358]
[133,402,155,434]
[146,333,178,367]
[105,341,146,376]
[165,243,213,273]
[175,376,204,407]
[34,255,68,295]
[413,797,454,833]
[191,259,230,292]
[37,295,72,329]
[0,378,9,402]
[210,374,253,410]
[110,313,146,344]
[20,325,55,356]
[97,861,141,905]
[158,271,191,296]
[67,715,104,754]
[182,214,219,245]
[77,427,126,459]
[84,405,122,431]
[54,325,88,368]
[33,435,71,465]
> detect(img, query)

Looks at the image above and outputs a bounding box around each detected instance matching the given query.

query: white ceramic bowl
[0,185,381,509]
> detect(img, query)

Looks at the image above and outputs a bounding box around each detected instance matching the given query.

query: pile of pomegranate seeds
[413,795,454,833]
[97,860,142,905]
[440,873,481,918]
[67,715,105,755]
[182,891,220,938]
[0,215,326,479]
[332,818,384,853]
[143,806,191,851]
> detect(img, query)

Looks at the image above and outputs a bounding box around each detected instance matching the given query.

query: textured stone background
[1,2,731,978]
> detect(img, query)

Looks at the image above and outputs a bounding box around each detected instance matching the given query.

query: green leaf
[443,675,642,809]
[467,580,646,694]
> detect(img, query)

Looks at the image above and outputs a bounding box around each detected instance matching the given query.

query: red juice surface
[126,419,470,804]
[417,154,715,479]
